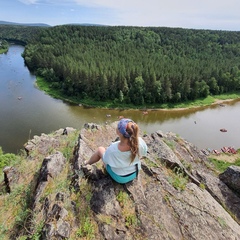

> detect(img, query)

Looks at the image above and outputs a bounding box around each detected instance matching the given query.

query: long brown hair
[126,122,139,162]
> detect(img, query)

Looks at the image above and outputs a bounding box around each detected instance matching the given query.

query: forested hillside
[0,25,45,45]
[1,25,240,105]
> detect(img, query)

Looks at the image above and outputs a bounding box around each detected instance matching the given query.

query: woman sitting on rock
[84,118,147,184]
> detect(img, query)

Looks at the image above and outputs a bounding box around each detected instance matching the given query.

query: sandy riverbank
[146,98,240,112]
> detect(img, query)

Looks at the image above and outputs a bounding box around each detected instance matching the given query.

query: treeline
[0,25,44,45]
[0,40,8,53]
[2,25,240,105]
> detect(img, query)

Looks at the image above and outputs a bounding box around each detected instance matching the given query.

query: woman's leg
[85,147,106,165]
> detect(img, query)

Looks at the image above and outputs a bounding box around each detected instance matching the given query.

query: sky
[1,0,240,31]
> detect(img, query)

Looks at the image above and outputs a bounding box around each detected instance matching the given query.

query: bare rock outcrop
[27,151,70,239]
[42,192,71,239]
[219,165,240,194]
[2,123,240,239]
[73,122,240,239]
[24,127,75,157]
[3,166,20,193]
[33,151,67,208]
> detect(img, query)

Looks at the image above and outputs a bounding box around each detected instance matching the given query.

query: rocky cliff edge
[1,122,240,240]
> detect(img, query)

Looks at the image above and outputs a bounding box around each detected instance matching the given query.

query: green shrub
[168,167,188,191]
[208,158,240,173]
[0,147,17,171]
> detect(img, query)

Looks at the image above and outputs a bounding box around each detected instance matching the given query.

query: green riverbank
[36,76,240,110]
[0,48,8,54]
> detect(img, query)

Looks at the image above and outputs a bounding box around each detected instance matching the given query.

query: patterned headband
[117,118,134,138]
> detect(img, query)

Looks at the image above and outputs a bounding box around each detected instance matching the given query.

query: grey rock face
[73,123,240,240]
[219,165,240,194]
[3,124,240,239]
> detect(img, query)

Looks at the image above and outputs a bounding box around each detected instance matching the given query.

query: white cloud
[15,0,240,30]
[72,0,240,28]
[17,0,240,15]
[18,0,75,5]
[18,0,39,4]
[73,0,240,12]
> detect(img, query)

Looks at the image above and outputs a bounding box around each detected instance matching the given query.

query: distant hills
[63,23,107,27]
[0,20,50,27]
[0,20,106,27]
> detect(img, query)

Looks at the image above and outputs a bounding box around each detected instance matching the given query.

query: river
[1,45,240,154]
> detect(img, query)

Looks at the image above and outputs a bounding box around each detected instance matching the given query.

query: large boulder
[219,165,240,194]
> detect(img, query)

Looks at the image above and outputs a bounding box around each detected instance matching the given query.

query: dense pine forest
[1,24,240,106]
[0,25,43,45]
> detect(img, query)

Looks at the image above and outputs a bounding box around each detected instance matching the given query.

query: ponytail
[126,122,139,163]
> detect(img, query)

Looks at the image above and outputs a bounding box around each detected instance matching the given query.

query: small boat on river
[228,147,237,154]
[221,146,229,153]
[201,149,209,155]
[213,149,220,155]
[220,128,227,132]
[220,146,237,154]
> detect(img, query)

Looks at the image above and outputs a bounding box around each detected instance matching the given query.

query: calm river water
[1,45,240,154]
